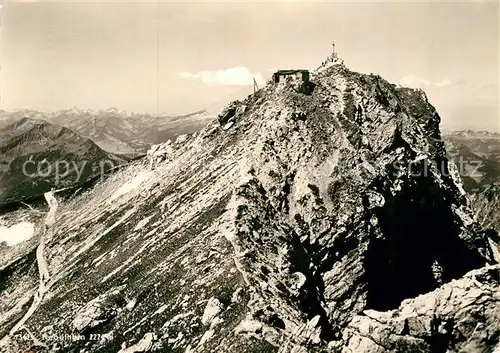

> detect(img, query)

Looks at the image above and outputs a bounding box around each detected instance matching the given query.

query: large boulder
[217,101,247,126]
[146,140,174,169]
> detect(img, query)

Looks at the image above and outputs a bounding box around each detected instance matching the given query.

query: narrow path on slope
[2,189,59,348]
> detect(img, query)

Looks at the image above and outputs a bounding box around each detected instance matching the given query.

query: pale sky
[0,0,498,131]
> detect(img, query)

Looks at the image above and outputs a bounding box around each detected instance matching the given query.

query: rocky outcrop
[72,286,127,333]
[0,50,498,353]
[146,140,174,169]
[118,332,156,353]
[342,265,500,353]
[217,101,247,126]
[146,133,197,169]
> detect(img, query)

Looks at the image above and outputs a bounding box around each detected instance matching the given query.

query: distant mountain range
[442,130,500,234]
[0,108,213,204]
[0,117,130,204]
[442,129,500,193]
[442,129,500,140]
[0,108,212,154]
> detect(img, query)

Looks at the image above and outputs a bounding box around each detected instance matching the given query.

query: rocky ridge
[0,52,498,352]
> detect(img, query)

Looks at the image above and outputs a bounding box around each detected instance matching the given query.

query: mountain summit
[1,51,499,353]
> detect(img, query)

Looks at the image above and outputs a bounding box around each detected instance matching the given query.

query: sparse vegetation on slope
[0,52,498,353]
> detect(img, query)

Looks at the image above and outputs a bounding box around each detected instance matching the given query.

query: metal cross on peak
[330,42,338,59]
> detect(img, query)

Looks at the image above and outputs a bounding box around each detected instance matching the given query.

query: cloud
[179,67,265,86]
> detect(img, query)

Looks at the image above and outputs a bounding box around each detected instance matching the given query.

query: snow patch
[108,172,149,204]
[197,329,214,347]
[0,222,35,246]
[153,304,168,316]
[134,216,153,231]
[234,319,263,334]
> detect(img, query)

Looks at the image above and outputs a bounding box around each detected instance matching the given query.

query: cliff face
[1,57,498,353]
[472,183,500,231]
